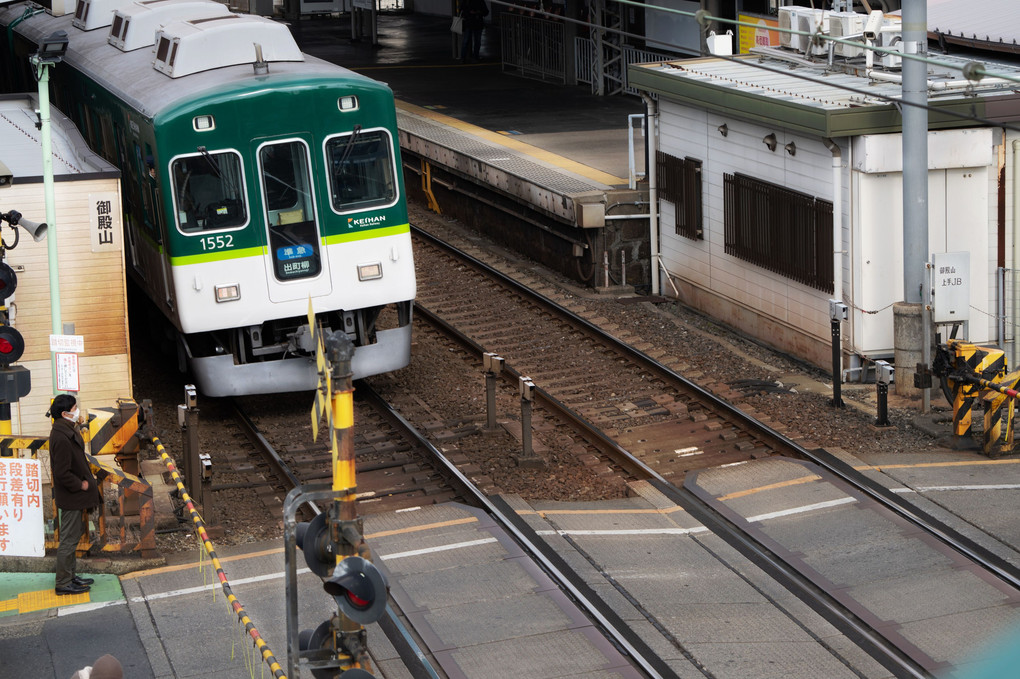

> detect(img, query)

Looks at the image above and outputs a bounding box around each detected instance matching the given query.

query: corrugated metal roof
[0,95,117,181]
[629,49,1020,137]
[921,0,1020,54]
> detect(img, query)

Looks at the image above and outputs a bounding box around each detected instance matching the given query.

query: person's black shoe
[72,576,94,586]
[55,583,89,595]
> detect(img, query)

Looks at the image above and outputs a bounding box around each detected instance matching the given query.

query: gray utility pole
[895,0,930,411]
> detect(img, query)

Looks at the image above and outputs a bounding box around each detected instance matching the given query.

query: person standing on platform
[459,0,489,62]
[48,394,105,596]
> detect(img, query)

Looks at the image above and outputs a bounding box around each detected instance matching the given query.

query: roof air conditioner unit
[879,29,902,68]
[778,6,799,50]
[797,9,830,56]
[829,12,865,57]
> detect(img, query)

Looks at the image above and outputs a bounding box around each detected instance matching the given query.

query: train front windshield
[326,129,396,212]
[172,151,247,232]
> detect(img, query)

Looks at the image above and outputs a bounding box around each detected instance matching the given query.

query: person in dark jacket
[48,394,105,595]
[459,0,488,62]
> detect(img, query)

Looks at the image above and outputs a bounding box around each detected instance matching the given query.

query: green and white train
[1,0,415,396]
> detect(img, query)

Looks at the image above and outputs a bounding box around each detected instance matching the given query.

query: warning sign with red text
[0,457,44,557]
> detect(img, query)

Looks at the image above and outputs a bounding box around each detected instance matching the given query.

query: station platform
[291,12,647,228]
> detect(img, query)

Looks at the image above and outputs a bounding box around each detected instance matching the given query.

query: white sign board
[932,252,970,324]
[56,352,80,392]
[89,192,119,253]
[50,335,84,353]
[0,458,45,557]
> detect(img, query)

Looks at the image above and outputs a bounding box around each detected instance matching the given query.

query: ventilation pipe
[824,138,843,304]
[641,93,660,296]
[253,43,269,75]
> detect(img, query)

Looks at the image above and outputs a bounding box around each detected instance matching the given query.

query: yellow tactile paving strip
[2,588,91,615]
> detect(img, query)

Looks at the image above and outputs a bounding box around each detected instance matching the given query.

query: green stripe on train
[171,246,266,266]
[170,224,411,264]
[324,223,410,246]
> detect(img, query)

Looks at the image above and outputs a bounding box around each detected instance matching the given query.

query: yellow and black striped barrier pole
[154,435,287,679]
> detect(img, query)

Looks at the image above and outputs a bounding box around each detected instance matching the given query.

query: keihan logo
[347,215,386,228]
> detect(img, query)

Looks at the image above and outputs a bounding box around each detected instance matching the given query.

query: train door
[255,137,332,302]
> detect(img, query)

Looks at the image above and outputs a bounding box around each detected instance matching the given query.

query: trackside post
[290,313,387,677]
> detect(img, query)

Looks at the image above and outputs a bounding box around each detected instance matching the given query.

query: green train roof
[2,1,391,121]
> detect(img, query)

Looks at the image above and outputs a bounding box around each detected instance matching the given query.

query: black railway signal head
[298,619,338,679]
[296,512,335,577]
[0,325,24,366]
[0,263,16,303]
[324,556,388,625]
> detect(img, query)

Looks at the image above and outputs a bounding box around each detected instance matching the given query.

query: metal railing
[501,12,565,83]
[575,38,673,95]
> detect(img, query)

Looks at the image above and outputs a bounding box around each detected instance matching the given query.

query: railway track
[407,225,1020,678]
[229,389,467,517]
[163,222,1020,679]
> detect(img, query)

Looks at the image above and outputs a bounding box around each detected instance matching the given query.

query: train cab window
[325,128,396,213]
[172,150,247,233]
[258,140,321,281]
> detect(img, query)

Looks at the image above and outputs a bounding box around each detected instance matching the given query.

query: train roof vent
[71,0,135,31]
[108,0,231,52]
[153,14,302,78]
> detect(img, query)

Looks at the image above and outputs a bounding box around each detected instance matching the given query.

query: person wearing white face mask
[47,393,106,596]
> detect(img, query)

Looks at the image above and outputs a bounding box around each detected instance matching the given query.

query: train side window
[258,140,321,281]
[324,128,396,213]
[171,150,247,233]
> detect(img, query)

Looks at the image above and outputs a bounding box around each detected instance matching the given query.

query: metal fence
[501,12,566,83]
[574,39,672,95]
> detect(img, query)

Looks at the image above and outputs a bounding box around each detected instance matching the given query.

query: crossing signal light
[0,326,24,366]
[324,556,388,625]
[0,263,16,302]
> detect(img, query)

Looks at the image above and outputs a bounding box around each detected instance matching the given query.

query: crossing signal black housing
[0,325,24,366]
[0,262,17,302]
[325,556,388,625]
[296,513,336,577]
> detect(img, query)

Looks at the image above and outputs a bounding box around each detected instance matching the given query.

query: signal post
[285,317,387,679]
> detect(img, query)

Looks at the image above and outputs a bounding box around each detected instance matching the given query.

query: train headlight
[338,95,359,112]
[214,284,240,302]
[193,115,215,131]
[357,263,382,281]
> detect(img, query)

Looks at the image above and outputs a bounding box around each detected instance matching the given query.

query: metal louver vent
[108,0,231,52]
[152,14,303,78]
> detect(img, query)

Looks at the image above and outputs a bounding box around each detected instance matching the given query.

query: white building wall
[656,95,1006,368]
[657,98,838,357]
[850,129,995,356]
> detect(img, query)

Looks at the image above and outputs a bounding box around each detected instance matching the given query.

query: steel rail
[412,226,1020,593]
[409,235,932,679]
[357,382,677,679]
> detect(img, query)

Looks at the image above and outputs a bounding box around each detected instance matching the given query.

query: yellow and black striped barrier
[940,340,1020,457]
[44,454,157,557]
[0,436,47,457]
[154,435,287,679]
[83,400,143,464]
